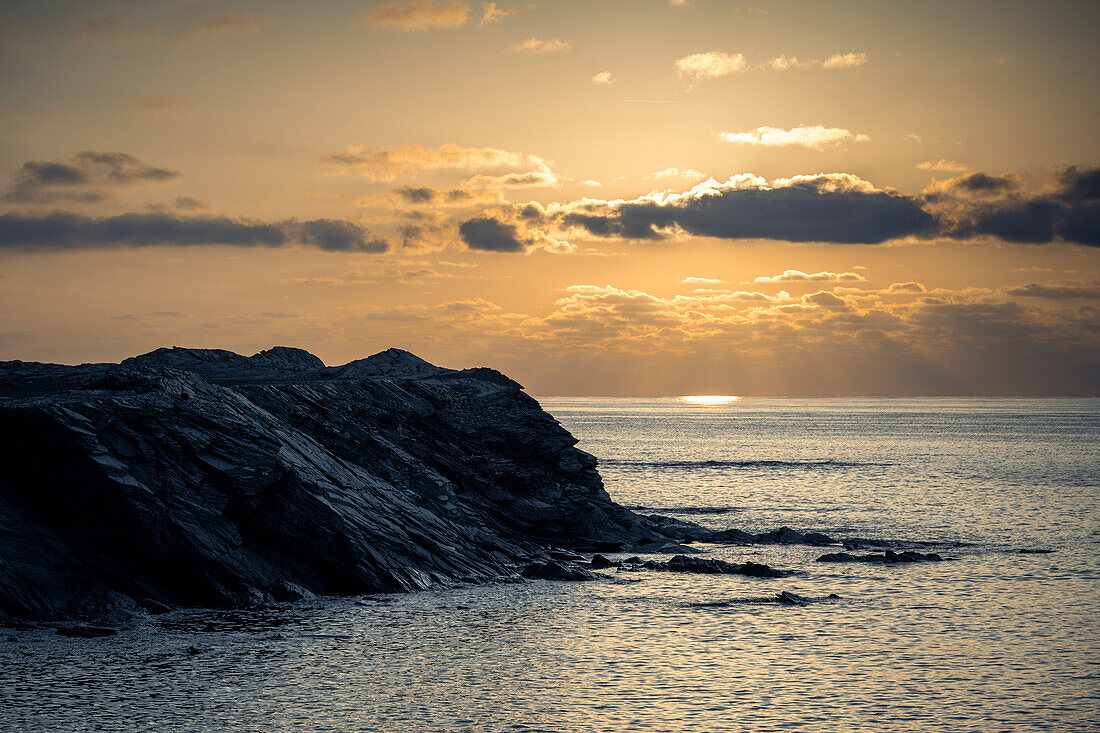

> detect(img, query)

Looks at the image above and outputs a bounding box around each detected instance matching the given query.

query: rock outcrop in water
[816,550,945,564]
[0,346,670,618]
[635,554,791,578]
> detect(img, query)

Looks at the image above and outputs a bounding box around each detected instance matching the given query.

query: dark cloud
[534,165,1100,248]
[294,218,388,252]
[457,166,1100,250]
[937,171,1017,198]
[1005,282,1100,299]
[395,186,437,204]
[0,212,389,253]
[555,177,936,244]
[458,216,526,252]
[969,199,1061,243]
[172,196,206,211]
[1056,166,1100,202]
[4,151,179,204]
[934,165,1100,247]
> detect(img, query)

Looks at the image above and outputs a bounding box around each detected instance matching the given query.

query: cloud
[518,173,936,245]
[445,164,1100,250]
[764,53,867,71]
[669,0,691,6]
[682,276,727,285]
[362,0,470,31]
[458,216,526,252]
[1005,281,1100,299]
[802,291,848,307]
[822,52,868,69]
[754,270,866,283]
[887,282,927,293]
[183,14,273,42]
[479,2,514,25]
[146,196,208,213]
[674,52,746,81]
[765,56,814,71]
[4,151,179,204]
[928,165,1100,247]
[0,212,388,252]
[651,168,706,181]
[507,38,572,54]
[918,159,971,172]
[592,71,616,85]
[923,171,1019,199]
[74,14,161,46]
[719,126,869,149]
[131,95,195,113]
[392,185,478,204]
[323,142,554,182]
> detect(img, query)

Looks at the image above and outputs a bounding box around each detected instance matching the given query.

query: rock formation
[0,346,667,617]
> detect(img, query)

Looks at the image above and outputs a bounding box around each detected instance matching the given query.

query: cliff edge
[0,347,663,617]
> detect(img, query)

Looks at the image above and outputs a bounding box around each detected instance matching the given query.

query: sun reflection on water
[679,395,741,406]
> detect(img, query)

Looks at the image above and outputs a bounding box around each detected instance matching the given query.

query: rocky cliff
[0,347,664,618]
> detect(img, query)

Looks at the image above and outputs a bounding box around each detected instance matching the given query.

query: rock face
[0,346,665,618]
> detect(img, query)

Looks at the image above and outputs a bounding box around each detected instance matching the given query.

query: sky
[1,0,1098,395]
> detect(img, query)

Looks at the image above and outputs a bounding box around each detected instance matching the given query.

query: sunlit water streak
[2,398,1098,732]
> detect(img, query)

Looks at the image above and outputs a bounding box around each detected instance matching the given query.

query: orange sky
[1,0,1098,394]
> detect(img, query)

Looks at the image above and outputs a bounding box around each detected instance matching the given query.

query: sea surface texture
[3,397,1098,732]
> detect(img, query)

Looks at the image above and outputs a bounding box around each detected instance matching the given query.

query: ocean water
[3,397,1099,732]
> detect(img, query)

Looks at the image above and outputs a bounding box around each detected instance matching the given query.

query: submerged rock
[0,346,676,618]
[816,550,944,564]
[1016,548,1055,554]
[690,591,841,608]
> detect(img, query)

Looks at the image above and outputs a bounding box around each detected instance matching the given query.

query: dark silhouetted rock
[689,591,840,608]
[589,554,618,570]
[700,526,834,546]
[704,528,755,544]
[187,645,201,655]
[650,554,791,578]
[0,346,676,618]
[56,625,117,638]
[753,527,835,546]
[817,550,944,564]
[521,560,599,582]
[776,591,810,606]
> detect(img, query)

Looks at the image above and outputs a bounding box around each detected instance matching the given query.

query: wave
[602,458,874,470]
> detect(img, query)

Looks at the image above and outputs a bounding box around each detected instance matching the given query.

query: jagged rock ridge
[0,346,664,617]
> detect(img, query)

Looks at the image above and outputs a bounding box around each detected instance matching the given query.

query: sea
[2,397,1098,732]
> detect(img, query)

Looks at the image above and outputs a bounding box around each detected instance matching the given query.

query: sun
[680,395,741,406]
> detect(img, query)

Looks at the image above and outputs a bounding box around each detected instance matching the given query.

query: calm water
[3,398,1099,732]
